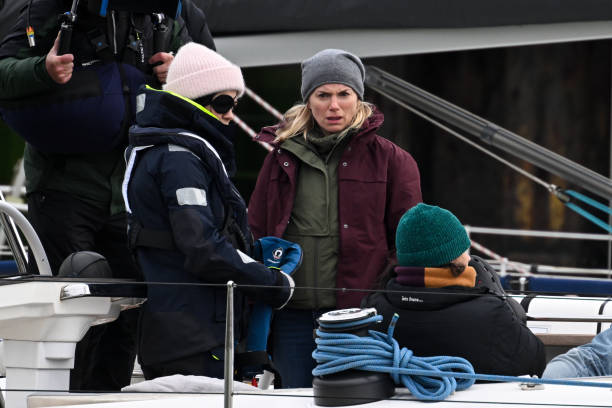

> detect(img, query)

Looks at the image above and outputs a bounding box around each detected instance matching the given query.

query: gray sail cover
[2,0,612,39]
[2,0,612,66]
[197,0,612,34]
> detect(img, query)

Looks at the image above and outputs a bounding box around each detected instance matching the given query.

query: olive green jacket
[281,134,350,309]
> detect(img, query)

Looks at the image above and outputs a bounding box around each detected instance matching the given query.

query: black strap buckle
[87,28,112,60]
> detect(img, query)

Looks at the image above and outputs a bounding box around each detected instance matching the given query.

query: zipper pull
[111,10,118,55]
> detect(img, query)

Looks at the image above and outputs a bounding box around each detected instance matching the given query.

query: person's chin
[323,123,345,133]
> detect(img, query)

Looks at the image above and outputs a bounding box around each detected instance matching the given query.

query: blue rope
[312,314,475,400]
[312,313,612,401]
[563,190,612,234]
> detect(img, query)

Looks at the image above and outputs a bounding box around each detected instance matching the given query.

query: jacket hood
[256,106,384,146]
[129,86,237,175]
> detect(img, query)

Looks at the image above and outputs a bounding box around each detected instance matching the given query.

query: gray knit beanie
[300,49,365,101]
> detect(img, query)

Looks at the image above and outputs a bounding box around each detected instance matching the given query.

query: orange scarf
[395,266,476,288]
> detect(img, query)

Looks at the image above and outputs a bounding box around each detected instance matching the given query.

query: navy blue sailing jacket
[123,87,290,366]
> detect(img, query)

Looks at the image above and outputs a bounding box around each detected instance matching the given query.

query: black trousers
[27,190,140,391]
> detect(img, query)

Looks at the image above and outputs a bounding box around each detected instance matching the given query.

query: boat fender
[58,251,112,278]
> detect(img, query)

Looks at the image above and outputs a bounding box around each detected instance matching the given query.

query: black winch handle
[57,0,80,55]
[57,23,73,55]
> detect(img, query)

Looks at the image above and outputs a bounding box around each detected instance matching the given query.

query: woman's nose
[329,95,340,109]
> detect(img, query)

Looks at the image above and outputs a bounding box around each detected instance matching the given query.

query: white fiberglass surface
[23,378,612,408]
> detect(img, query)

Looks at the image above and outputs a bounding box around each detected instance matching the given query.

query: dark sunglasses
[195,94,238,114]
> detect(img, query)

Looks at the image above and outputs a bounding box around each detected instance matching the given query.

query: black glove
[263,267,295,310]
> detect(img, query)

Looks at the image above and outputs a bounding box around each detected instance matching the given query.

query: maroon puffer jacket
[248,109,422,307]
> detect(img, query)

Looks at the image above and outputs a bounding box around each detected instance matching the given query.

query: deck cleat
[519,376,545,390]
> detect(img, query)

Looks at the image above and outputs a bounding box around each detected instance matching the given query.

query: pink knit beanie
[164,42,245,100]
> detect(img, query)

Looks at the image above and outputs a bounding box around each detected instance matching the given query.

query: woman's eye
[317,93,329,98]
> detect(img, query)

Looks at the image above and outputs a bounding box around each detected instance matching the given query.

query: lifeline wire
[3,277,611,302]
[312,313,612,402]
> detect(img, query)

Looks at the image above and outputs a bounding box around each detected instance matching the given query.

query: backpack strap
[86,27,133,145]
[86,27,114,62]
[116,62,133,139]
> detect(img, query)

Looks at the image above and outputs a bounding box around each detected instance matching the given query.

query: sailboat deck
[23,377,612,408]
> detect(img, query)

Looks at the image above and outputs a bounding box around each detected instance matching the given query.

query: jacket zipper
[111,10,117,55]
[313,239,319,308]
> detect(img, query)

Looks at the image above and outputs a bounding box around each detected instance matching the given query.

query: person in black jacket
[362,203,545,377]
[0,0,214,391]
[123,42,295,380]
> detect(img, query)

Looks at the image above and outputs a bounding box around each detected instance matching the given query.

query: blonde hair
[274,101,374,143]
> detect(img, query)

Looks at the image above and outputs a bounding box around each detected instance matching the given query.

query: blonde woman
[248,49,422,387]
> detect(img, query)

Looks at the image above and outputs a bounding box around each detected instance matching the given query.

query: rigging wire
[376,90,553,191]
[245,87,284,121]
[375,89,612,234]
[470,238,530,274]
[564,190,612,234]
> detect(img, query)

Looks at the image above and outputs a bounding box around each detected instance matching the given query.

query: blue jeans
[543,327,612,378]
[271,308,330,388]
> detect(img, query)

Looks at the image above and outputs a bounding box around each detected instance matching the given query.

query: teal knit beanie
[396,203,471,267]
